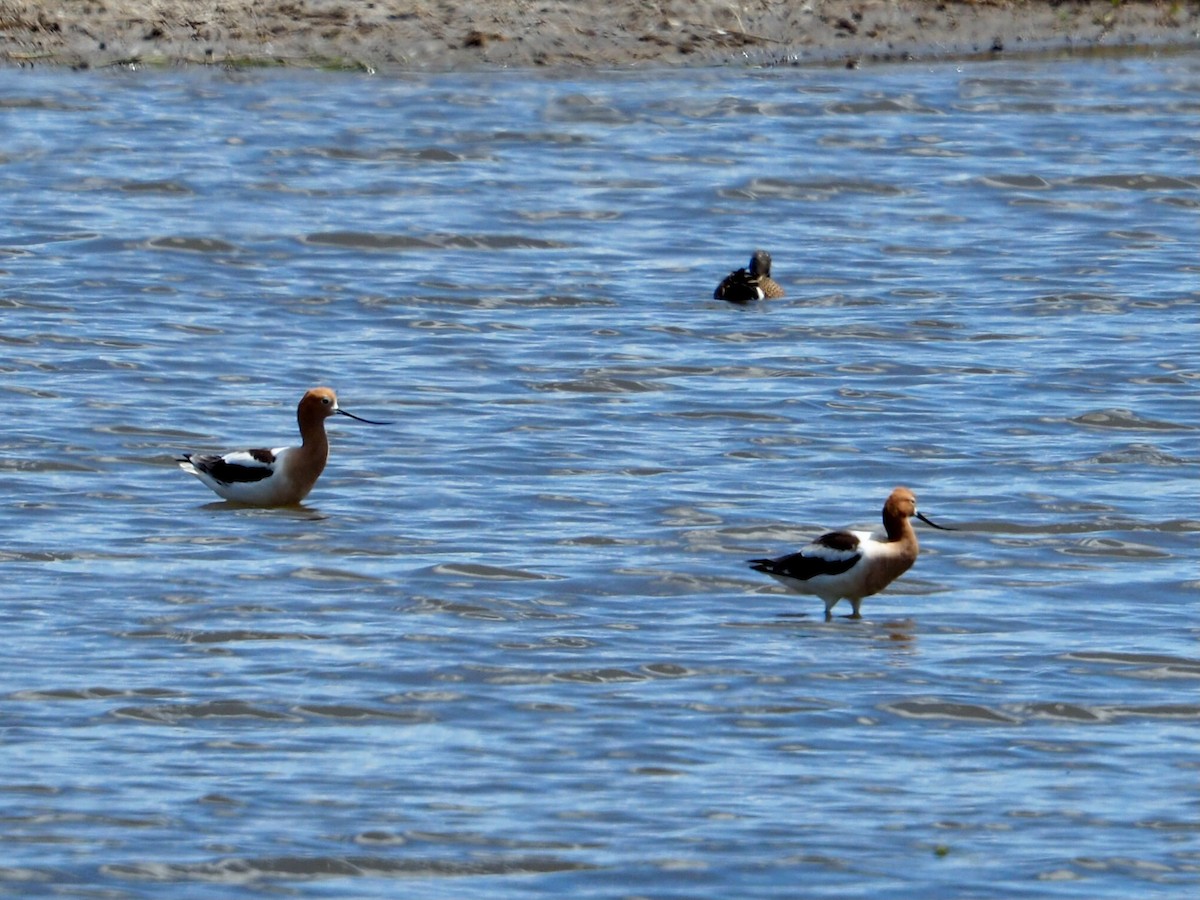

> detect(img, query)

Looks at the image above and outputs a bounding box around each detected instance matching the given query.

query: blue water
[1,52,1198,898]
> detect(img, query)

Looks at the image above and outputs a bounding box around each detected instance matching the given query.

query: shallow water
[1,52,1198,898]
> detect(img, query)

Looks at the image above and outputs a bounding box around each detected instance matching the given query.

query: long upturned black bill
[337,409,392,425]
[916,511,954,531]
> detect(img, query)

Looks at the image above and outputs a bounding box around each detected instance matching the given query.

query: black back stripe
[749,548,861,581]
[189,451,276,485]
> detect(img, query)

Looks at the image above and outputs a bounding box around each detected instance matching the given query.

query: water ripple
[103,854,596,882]
[1,57,1197,900]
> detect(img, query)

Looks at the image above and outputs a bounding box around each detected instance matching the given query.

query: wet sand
[1,1,1197,71]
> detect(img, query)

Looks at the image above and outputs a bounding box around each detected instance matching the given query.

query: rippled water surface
[2,53,1198,898]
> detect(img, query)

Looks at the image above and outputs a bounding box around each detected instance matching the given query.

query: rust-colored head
[884,487,917,520]
[883,486,952,537]
[298,387,340,423]
[297,387,390,429]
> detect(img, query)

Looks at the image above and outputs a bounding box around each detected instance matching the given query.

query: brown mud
[1,2,1197,72]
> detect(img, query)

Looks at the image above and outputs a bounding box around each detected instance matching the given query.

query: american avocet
[748,487,952,620]
[714,250,785,303]
[178,387,389,506]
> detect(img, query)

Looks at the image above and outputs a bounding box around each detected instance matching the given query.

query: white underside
[767,530,889,611]
[181,445,300,505]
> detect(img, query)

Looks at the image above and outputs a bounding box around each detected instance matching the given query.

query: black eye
[322,397,331,405]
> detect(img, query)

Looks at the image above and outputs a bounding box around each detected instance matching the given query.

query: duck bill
[336,409,392,425]
[916,511,954,531]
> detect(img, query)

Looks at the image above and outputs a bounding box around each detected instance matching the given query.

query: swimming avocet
[748,487,952,619]
[178,387,388,506]
[714,250,785,303]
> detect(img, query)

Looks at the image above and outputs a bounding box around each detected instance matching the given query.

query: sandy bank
[1,1,1197,71]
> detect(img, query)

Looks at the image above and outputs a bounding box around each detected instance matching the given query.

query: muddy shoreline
[1,1,1197,71]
